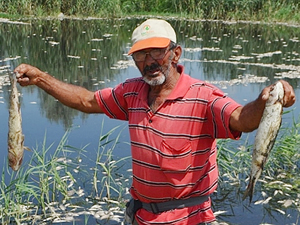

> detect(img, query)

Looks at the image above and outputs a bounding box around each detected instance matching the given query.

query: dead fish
[8,72,25,171]
[243,81,284,202]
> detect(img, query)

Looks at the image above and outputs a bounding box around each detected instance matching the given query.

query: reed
[0,119,299,223]
[217,115,300,216]
[0,129,85,223]
[0,126,130,224]
[91,121,130,201]
[0,0,299,23]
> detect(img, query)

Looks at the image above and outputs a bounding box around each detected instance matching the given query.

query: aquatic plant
[0,130,84,223]
[91,121,131,201]
[0,127,130,224]
[0,118,299,224]
[216,115,300,224]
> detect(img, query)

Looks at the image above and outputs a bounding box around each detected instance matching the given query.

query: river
[0,17,299,224]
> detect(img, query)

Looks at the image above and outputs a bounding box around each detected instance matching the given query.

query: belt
[141,195,210,214]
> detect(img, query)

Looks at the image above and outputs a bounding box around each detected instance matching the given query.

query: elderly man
[15,19,295,225]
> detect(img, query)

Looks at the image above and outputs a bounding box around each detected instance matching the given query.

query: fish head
[8,150,23,171]
[266,81,284,106]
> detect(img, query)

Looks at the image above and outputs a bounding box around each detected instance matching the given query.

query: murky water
[0,17,299,224]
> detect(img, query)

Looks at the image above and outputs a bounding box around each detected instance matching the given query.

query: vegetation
[216,116,300,223]
[0,0,299,23]
[0,118,299,224]
[0,127,130,224]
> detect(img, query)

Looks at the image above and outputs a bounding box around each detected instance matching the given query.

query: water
[0,17,300,224]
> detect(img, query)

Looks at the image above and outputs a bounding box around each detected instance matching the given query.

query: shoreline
[0,14,300,28]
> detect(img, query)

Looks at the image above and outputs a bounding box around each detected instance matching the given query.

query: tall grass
[0,126,130,224]
[0,119,299,223]
[91,121,131,201]
[217,116,300,217]
[0,130,84,224]
[0,0,299,22]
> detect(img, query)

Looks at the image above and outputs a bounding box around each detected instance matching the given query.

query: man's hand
[13,63,103,114]
[230,80,296,133]
[260,80,295,108]
[14,63,45,86]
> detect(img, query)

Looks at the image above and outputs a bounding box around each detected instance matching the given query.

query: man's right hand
[14,63,44,86]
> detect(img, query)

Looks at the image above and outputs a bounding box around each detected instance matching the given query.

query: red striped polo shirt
[95,65,241,225]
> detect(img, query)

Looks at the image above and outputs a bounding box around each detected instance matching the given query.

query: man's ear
[172,45,182,64]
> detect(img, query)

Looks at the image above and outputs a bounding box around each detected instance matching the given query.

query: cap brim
[128,37,170,55]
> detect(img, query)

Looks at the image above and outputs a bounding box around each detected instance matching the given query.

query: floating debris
[91,38,104,41]
[207,74,268,88]
[110,60,135,70]
[252,51,282,59]
[48,41,60,46]
[103,34,113,38]
[184,47,223,52]
[67,55,81,59]
[0,18,30,25]
[229,55,254,61]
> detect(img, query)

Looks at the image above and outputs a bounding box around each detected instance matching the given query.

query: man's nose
[144,53,155,65]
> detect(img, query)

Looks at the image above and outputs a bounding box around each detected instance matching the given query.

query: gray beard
[143,60,172,86]
[143,74,166,86]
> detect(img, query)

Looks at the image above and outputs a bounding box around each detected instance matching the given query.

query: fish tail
[243,177,255,202]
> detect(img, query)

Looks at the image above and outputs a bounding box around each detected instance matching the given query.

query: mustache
[143,63,161,74]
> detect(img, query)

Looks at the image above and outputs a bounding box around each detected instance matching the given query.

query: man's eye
[151,49,162,56]
[134,52,144,58]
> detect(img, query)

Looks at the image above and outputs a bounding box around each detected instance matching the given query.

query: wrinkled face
[132,47,174,86]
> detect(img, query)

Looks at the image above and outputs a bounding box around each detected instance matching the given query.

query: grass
[217,115,300,222]
[0,126,130,224]
[0,130,84,224]
[91,121,131,201]
[0,118,299,224]
[0,0,299,23]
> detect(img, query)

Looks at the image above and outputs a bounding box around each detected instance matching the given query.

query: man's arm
[14,63,103,114]
[230,80,296,133]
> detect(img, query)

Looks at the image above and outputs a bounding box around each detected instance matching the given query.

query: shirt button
[149,119,153,123]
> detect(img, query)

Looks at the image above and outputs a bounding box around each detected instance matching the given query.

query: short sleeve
[207,88,242,139]
[95,84,128,120]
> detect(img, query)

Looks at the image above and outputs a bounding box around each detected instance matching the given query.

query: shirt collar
[167,65,195,100]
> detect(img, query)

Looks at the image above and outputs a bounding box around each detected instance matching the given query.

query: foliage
[0,0,299,22]
[0,130,84,223]
[0,127,130,224]
[91,121,131,201]
[1,116,299,223]
[217,116,300,223]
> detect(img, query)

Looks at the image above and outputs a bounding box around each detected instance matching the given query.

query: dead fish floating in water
[8,72,26,171]
[243,81,284,202]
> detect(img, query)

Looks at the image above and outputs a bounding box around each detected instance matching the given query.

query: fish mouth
[9,154,23,171]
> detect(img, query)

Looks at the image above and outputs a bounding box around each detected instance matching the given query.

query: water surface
[0,17,299,224]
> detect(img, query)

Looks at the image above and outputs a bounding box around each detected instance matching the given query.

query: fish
[8,72,25,171]
[243,81,284,202]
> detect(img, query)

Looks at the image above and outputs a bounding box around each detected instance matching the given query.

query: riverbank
[0,0,299,24]
[1,14,300,32]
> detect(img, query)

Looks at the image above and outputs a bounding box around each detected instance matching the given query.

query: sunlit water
[0,17,299,224]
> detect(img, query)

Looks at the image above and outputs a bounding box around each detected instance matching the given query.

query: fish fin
[24,146,31,152]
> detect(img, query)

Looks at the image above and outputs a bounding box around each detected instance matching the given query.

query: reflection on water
[0,18,300,224]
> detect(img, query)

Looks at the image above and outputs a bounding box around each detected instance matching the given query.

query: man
[15,19,295,225]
